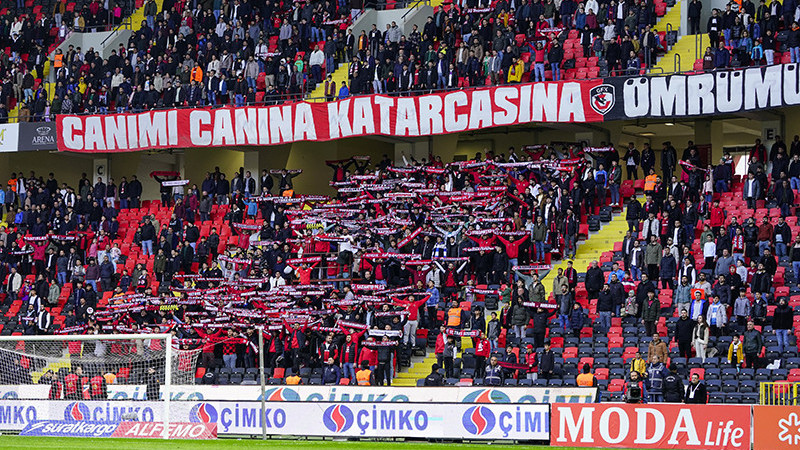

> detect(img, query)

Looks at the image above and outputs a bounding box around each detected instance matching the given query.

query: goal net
[0,334,204,438]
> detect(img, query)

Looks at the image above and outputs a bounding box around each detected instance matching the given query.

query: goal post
[0,333,195,439]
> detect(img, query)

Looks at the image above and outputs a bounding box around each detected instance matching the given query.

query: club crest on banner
[589,84,615,115]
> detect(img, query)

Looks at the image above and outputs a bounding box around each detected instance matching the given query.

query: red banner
[111,422,217,439]
[56,80,604,152]
[753,405,800,450]
[551,403,750,450]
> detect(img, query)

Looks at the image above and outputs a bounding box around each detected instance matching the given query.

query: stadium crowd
[8,0,800,122]
[0,138,798,401]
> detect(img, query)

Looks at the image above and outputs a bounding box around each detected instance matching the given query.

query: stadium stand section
[1,138,798,405]
[4,0,799,121]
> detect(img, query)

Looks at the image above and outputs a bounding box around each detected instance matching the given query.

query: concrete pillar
[694,118,724,163]
[93,157,110,183]
[176,153,186,177]
[605,122,625,147]
[243,151,259,178]
[761,119,781,154]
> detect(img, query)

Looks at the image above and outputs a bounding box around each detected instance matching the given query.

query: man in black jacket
[531,307,555,349]
[585,261,604,300]
[139,218,156,256]
[773,298,794,353]
[538,341,556,380]
[128,175,143,208]
[597,284,614,332]
[684,372,707,403]
[688,0,702,34]
[635,274,657,316]
[662,364,684,403]
[674,309,694,358]
[423,363,444,386]
[626,197,642,233]
[490,245,508,284]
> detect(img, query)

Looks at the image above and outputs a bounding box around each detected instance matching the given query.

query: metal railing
[100,16,135,48]
[695,33,704,66]
[759,381,799,405]
[401,0,431,19]
[673,53,681,73]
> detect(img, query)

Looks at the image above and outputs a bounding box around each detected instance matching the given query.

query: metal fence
[759,381,799,405]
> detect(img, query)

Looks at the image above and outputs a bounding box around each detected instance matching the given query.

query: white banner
[0,123,19,152]
[0,384,596,404]
[0,399,161,431]
[0,400,549,439]
[109,385,596,403]
[161,179,190,186]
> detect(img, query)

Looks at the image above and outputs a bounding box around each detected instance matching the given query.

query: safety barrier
[759,381,799,405]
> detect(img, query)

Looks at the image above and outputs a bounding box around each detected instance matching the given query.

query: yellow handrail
[759,381,799,405]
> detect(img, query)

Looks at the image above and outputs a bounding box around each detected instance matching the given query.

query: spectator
[684,372,707,404]
[576,363,597,387]
[595,282,614,332]
[423,363,444,386]
[693,315,710,362]
[484,355,504,386]
[742,320,764,368]
[641,290,660,336]
[646,355,667,402]
[727,335,744,367]
[624,371,647,403]
[772,298,794,354]
[538,341,556,380]
[662,364,685,403]
[648,333,668,363]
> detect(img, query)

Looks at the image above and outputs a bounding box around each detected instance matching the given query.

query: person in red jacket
[474,331,491,379]
[284,320,309,368]
[709,200,725,236]
[524,344,539,380]
[394,293,430,348]
[434,325,446,367]
[358,337,378,371]
[90,373,107,400]
[339,328,365,383]
[496,233,529,271]
[288,260,319,285]
[196,326,225,368]
[63,366,83,400]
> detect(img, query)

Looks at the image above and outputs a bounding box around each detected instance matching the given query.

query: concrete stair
[393,336,474,386]
[31,350,71,384]
[542,199,638,297]
[393,353,436,386]
[655,33,707,74]
[654,1,681,35]
[307,62,350,102]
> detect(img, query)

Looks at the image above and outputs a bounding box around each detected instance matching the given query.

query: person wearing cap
[423,363,444,386]
[524,344,539,381]
[662,363,685,402]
